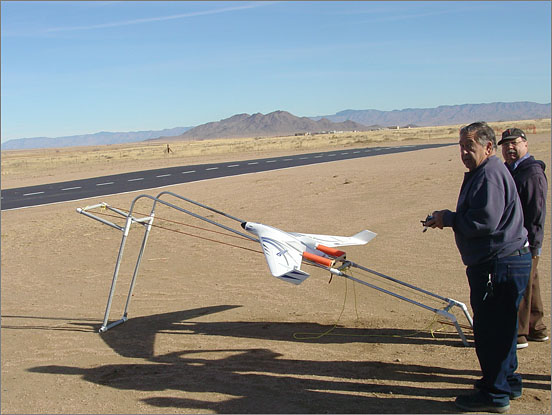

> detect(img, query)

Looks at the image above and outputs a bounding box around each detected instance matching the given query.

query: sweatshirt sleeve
[443,210,455,227]
[520,170,547,254]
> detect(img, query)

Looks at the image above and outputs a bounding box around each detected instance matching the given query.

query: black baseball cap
[498,128,527,145]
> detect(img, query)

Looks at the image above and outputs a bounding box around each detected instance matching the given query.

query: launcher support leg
[449,299,473,328]
[121,213,155,321]
[99,216,133,333]
[435,309,470,347]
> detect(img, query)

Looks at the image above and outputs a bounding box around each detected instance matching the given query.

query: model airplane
[241,222,377,285]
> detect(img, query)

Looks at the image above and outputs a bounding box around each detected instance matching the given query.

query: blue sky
[1,1,550,142]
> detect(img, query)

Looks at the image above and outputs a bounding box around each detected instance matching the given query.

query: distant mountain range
[2,101,550,150]
[312,101,551,127]
[0,126,192,151]
[155,110,373,142]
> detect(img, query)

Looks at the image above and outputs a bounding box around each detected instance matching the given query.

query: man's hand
[425,210,447,230]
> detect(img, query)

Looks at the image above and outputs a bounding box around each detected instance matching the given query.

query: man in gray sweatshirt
[426,121,531,413]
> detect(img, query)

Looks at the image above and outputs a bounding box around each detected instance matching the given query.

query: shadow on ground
[23,306,550,413]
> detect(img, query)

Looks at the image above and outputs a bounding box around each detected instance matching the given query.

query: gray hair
[460,121,497,150]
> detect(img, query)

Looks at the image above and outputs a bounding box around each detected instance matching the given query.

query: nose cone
[241,221,259,236]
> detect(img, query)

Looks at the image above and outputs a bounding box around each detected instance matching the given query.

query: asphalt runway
[0,142,454,210]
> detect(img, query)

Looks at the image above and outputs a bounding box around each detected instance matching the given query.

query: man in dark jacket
[499,127,548,349]
[426,121,531,413]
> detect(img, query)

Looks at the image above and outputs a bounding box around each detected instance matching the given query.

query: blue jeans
[466,252,531,405]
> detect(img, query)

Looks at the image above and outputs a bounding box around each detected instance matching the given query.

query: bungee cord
[95,206,263,255]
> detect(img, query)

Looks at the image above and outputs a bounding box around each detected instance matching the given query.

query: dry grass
[1,118,550,189]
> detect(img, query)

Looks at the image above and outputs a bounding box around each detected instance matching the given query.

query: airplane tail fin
[350,230,378,244]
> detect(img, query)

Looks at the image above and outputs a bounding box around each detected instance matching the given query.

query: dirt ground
[1,134,550,414]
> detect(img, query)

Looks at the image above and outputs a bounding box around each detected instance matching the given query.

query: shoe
[517,336,528,349]
[474,379,522,400]
[527,330,549,342]
[455,391,510,413]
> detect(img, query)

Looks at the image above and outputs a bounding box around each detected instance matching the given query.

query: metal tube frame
[322,262,472,346]
[77,192,258,333]
[77,192,472,346]
[349,261,473,329]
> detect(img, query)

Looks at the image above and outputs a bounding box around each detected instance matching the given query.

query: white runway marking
[96,182,114,186]
[156,174,171,178]
[127,178,144,182]
[61,186,82,191]
[23,191,45,196]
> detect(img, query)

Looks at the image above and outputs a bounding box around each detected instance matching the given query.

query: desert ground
[1,122,551,414]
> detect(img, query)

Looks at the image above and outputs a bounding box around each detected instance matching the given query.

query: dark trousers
[466,252,531,404]
[517,256,546,336]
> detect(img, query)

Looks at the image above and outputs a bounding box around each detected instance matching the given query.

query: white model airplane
[241,222,377,285]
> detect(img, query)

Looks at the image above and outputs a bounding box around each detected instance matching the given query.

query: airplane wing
[259,236,304,275]
[246,223,310,285]
[258,236,310,284]
[290,230,377,248]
